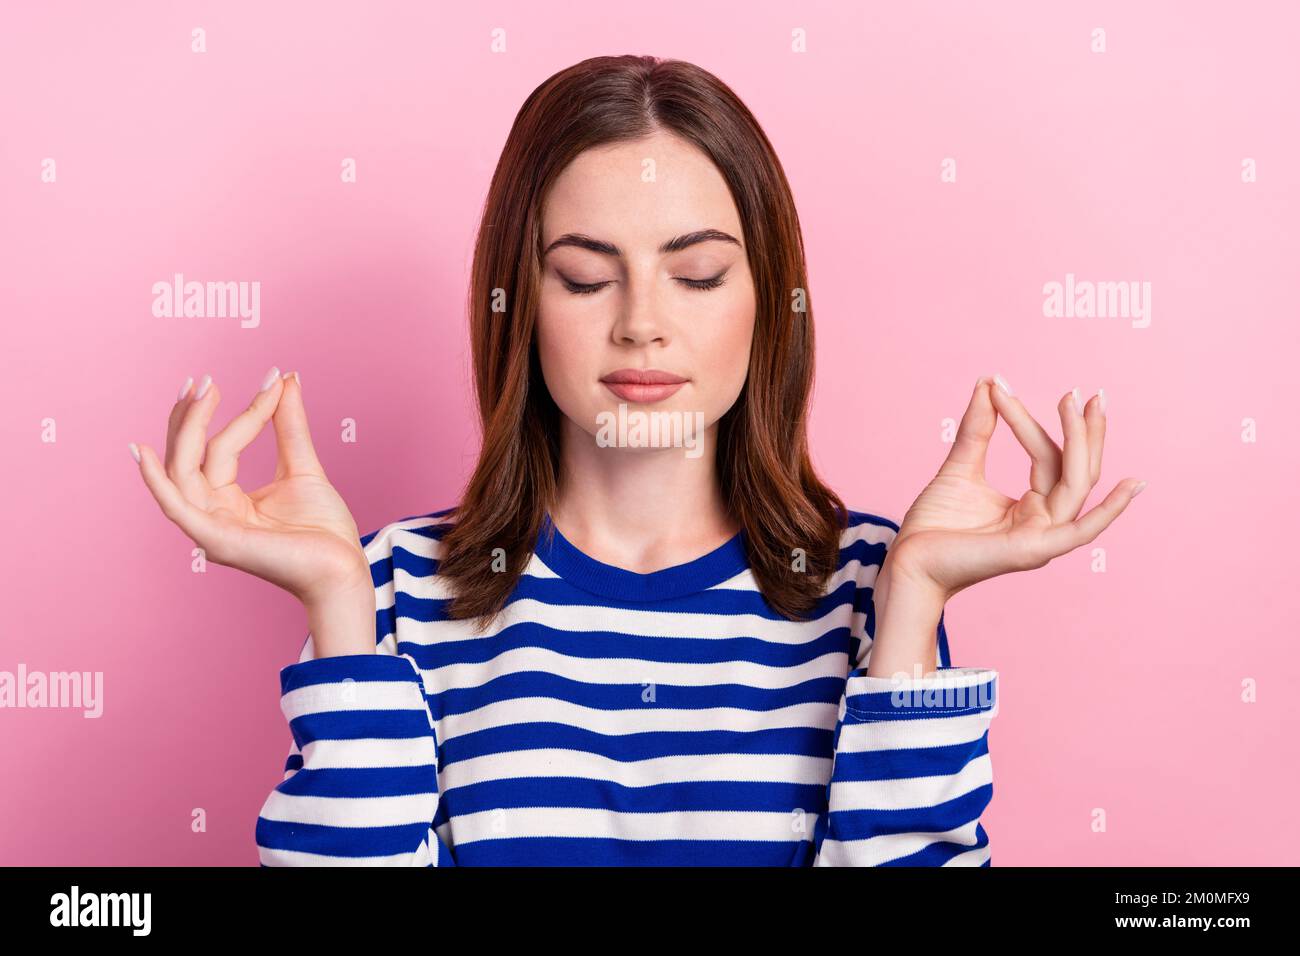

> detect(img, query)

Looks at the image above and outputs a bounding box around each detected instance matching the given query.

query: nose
[610,279,671,347]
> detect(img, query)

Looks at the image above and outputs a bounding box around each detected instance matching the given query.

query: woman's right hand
[129,367,371,610]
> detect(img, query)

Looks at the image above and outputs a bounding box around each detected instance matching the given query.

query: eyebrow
[541,228,742,258]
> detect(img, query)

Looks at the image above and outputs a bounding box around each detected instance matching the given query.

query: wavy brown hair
[437,54,847,632]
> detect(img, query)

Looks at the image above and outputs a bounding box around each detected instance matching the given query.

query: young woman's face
[536,130,757,451]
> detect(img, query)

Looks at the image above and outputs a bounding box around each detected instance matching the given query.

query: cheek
[698,291,756,401]
[537,290,581,366]
[536,300,599,419]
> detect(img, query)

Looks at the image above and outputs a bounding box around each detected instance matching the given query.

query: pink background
[1,1,1296,866]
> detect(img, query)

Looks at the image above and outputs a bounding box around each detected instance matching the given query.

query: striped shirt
[255,507,998,866]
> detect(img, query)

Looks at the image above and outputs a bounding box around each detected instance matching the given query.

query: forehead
[541,132,742,245]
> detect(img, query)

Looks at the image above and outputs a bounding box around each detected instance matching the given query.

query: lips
[601,369,688,385]
[600,368,688,403]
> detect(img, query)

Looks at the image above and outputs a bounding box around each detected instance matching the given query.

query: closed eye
[560,271,729,296]
[677,271,728,291]
[561,279,613,296]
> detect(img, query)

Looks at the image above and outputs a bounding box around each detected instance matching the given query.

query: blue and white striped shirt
[255,507,998,866]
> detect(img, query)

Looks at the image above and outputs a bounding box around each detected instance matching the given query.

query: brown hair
[437,54,847,631]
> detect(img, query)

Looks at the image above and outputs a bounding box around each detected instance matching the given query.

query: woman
[129,55,1144,866]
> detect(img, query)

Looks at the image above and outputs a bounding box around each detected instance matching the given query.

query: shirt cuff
[840,666,998,723]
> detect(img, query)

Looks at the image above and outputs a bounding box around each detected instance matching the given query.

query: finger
[165,374,196,462]
[271,371,325,478]
[1046,387,1091,523]
[1041,478,1146,557]
[986,374,1063,496]
[166,373,207,474]
[203,366,284,488]
[135,442,225,545]
[1085,389,1107,485]
[938,377,998,480]
[167,373,221,503]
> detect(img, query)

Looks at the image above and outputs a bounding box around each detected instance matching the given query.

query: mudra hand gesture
[867,374,1146,678]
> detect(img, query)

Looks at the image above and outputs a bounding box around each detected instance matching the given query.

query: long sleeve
[254,524,457,866]
[812,609,998,866]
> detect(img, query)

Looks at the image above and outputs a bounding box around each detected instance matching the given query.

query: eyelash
[561,273,728,296]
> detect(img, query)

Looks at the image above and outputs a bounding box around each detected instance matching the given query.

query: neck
[549,415,738,574]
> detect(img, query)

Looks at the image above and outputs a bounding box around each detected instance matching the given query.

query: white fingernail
[993,373,1013,397]
[1071,387,1083,415]
[128,442,141,463]
[260,366,281,392]
[1098,387,1107,414]
[292,370,301,390]
[178,376,193,401]
[1131,480,1148,497]
[195,374,213,399]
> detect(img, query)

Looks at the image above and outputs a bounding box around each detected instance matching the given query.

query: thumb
[271,371,326,479]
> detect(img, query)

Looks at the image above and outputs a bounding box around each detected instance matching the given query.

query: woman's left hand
[883,374,1146,604]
